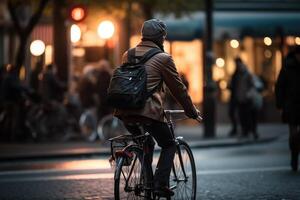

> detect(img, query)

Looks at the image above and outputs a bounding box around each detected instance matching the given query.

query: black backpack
[107,48,162,109]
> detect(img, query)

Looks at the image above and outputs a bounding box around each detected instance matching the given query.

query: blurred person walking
[234,57,260,139]
[0,65,28,141]
[228,63,240,136]
[30,60,43,93]
[78,60,113,141]
[275,46,300,172]
[94,59,113,119]
[40,63,66,104]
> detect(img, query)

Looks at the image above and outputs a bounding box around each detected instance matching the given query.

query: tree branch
[25,0,50,36]
[7,1,23,35]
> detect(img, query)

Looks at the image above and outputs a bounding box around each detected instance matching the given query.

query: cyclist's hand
[195,108,203,122]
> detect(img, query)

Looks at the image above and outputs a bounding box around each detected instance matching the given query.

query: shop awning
[163,12,300,41]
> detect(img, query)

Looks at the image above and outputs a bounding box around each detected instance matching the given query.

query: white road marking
[0,166,290,182]
[197,166,291,175]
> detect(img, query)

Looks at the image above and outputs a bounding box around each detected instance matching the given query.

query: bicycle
[109,110,202,200]
[79,110,126,142]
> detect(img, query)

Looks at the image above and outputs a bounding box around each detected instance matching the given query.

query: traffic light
[69,5,87,23]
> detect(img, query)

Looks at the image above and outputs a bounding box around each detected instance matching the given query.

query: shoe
[291,152,298,172]
[154,186,174,197]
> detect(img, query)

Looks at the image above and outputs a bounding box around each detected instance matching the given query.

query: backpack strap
[128,48,163,98]
[127,48,137,63]
[138,48,162,64]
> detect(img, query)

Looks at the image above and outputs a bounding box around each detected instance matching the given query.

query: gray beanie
[141,19,167,40]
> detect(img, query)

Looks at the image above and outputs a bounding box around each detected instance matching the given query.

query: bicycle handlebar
[164,109,203,123]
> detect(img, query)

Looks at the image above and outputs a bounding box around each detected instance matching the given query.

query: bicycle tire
[114,146,150,200]
[97,115,126,141]
[170,139,197,200]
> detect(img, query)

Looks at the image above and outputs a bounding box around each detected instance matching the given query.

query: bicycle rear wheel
[114,146,149,200]
[170,140,197,200]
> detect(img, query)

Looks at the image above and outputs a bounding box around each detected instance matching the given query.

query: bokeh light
[30,40,45,56]
[71,24,81,43]
[230,39,239,48]
[216,58,225,68]
[264,37,272,46]
[295,37,300,45]
[97,20,115,40]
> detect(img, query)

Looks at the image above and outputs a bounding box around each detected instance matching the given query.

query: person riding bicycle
[115,19,200,197]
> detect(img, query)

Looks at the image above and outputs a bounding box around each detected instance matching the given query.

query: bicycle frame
[111,109,199,199]
[165,110,190,188]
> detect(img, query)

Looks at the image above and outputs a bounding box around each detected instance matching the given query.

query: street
[0,134,299,200]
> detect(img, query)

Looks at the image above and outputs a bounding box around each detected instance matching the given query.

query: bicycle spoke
[170,142,196,200]
[116,148,146,200]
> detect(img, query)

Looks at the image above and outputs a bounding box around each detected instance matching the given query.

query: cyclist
[115,19,200,197]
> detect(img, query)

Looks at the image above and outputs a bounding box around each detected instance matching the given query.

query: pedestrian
[39,63,66,104]
[113,19,200,197]
[0,64,28,141]
[228,63,239,136]
[275,46,300,172]
[78,65,99,110]
[30,59,43,93]
[234,57,260,139]
[94,59,113,119]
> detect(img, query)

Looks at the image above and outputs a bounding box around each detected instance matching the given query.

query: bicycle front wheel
[114,146,148,200]
[170,140,197,200]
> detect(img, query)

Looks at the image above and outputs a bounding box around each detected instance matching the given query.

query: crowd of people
[226,47,300,171]
[0,60,112,142]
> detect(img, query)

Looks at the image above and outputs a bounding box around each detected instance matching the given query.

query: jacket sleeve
[275,68,286,109]
[160,53,198,119]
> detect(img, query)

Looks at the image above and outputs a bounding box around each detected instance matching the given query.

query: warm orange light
[71,7,85,22]
[295,37,300,45]
[97,20,115,39]
[219,80,228,90]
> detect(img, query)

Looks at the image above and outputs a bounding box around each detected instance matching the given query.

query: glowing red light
[70,6,86,22]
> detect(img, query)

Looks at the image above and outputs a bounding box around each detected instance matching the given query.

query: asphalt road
[0,134,299,200]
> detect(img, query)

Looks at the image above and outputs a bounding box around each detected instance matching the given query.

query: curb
[0,135,280,162]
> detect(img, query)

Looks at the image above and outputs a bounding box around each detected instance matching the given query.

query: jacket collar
[137,40,160,49]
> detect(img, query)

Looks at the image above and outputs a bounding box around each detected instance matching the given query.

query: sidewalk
[0,124,288,161]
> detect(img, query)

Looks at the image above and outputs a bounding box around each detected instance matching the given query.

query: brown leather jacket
[115,40,197,122]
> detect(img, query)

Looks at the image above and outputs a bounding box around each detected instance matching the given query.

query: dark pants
[229,101,238,135]
[238,102,251,136]
[289,124,300,153]
[238,102,258,137]
[125,120,176,187]
[249,108,258,136]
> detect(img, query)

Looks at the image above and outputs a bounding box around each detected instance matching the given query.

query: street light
[216,58,225,68]
[230,39,239,49]
[30,40,45,56]
[69,5,87,23]
[71,24,81,43]
[97,20,115,40]
[97,20,115,59]
[264,37,272,46]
